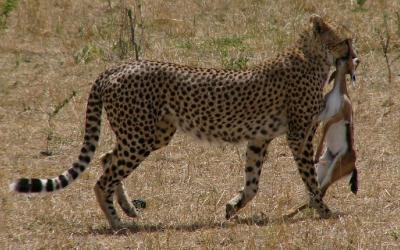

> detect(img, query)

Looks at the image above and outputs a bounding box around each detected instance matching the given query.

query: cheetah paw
[225,203,238,220]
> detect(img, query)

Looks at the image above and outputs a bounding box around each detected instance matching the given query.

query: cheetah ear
[310,14,326,34]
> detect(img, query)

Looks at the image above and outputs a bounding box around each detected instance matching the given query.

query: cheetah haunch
[11,15,356,229]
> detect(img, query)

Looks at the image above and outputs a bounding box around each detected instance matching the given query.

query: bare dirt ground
[1,0,400,249]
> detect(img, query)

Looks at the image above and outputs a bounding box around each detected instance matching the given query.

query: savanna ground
[0,0,400,249]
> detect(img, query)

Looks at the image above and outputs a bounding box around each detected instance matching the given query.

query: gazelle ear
[310,14,326,34]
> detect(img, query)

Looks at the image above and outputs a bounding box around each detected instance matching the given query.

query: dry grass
[1,0,400,249]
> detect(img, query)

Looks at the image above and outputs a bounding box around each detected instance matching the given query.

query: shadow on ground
[87,211,346,235]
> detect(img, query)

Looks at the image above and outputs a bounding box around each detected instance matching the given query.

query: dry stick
[378,31,400,85]
[117,0,128,59]
[283,204,308,219]
[379,30,392,84]
[396,12,400,36]
[42,91,77,156]
[377,13,400,85]
[127,8,139,60]
[136,0,144,57]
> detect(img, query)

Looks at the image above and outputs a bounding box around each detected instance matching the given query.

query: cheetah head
[309,14,357,66]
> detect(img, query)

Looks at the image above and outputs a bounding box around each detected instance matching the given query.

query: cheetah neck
[295,30,332,68]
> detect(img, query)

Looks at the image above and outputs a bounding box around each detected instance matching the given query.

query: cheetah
[11,15,357,229]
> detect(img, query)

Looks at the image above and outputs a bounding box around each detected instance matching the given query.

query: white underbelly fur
[325,120,346,155]
[318,84,343,121]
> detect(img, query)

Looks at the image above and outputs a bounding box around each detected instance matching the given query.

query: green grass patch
[209,36,246,49]
[176,40,194,50]
[175,36,251,70]
[0,0,18,28]
[74,43,104,64]
[215,37,249,70]
[1,0,18,17]
[204,36,250,70]
[220,50,249,70]
[388,228,400,241]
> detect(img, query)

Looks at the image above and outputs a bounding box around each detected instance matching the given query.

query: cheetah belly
[325,120,347,155]
[165,103,287,143]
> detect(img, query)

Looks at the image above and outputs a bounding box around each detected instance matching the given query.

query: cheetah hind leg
[128,117,176,210]
[99,118,176,219]
[100,151,139,218]
[95,140,158,229]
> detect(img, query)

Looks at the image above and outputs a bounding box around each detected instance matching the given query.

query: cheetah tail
[10,84,103,193]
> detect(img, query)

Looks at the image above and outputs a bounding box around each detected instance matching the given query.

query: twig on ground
[41,91,77,156]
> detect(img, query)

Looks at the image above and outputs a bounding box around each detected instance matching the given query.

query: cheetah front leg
[226,139,270,219]
[286,127,332,219]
